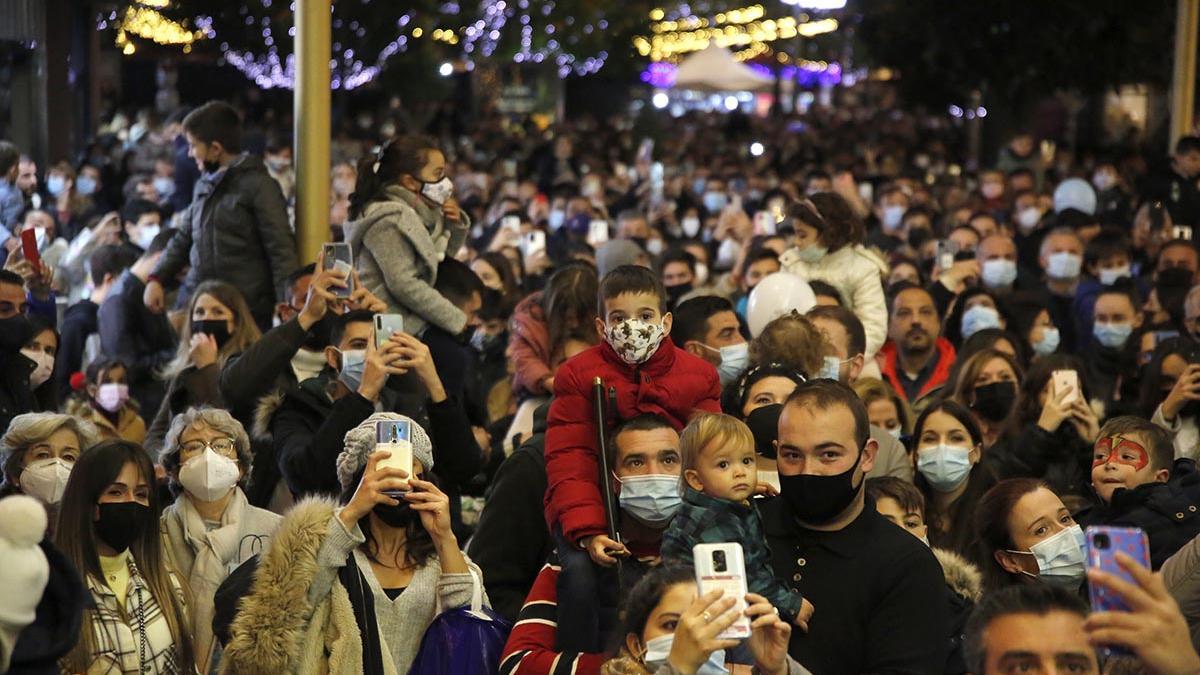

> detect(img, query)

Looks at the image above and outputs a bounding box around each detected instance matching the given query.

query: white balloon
[1053,177,1097,215]
[746,272,817,338]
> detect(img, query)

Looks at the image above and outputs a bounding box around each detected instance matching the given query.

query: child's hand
[582,534,628,567]
[754,482,778,498]
[794,598,815,633]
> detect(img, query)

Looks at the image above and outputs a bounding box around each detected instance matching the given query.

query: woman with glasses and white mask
[0,413,99,512]
[158,407,280,673]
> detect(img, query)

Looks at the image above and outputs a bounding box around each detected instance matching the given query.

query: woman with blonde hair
[145,280,261,453]
[852,377,915,442]
[158,407,279,673]
[1,412,99,507]
[56,439,195,673]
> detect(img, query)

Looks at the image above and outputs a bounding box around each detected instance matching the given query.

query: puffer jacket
[151,154,297,328]
[345,184,470,337]
[544,340,720,544]
[508,292,555,398]
[781,244,889,358]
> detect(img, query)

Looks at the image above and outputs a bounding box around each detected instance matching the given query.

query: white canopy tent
[672,43,773,92]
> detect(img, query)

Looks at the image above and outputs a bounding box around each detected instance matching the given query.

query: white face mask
[420,177,454,205]
[1009,524,1087,589]
[605,318,667,365]
[131,223,161,250]
[20,349,54,389]
[1016,207,1042,233]
[819,355,845,381]
[694,262,710,286]
[887,426,903,440]
[178,447,241,502]
[1098,265,1131,286]
[701,341,750,386]
[916,444,972,492]
[643,633,726,675]
[20,457,73,505]
[981,259,1018,288]
[681,216,702,238]
[1045,251,1082,280]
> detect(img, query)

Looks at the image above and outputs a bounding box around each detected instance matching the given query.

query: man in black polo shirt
[762,379,947,674]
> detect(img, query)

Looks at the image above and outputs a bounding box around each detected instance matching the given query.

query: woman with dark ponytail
[345,135,472,337]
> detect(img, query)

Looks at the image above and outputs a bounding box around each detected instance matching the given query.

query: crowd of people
[3,94,1200,674]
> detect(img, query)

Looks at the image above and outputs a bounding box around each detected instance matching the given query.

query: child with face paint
[1079,416,1200,569]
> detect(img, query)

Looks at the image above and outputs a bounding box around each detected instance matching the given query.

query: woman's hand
[668,590,741,675]
[1067,398,1101,443]
[1036,384,1074,434]
[189,333,219,369]
[356,334,391,402]
[388,332,447,403]
[348,269,388,313]
[1162,364,1200,422]
[299,249,344,329]
[339,451,411,528]
[745,593,793,675]
[94,212,123,245]
[404,477,454,543]
[443,197,462,223]
[1085,552,1200,675]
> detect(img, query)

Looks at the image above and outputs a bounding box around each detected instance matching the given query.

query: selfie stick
[593,377,621,545]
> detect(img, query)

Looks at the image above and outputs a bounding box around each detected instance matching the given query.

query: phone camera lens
[713,550,727,573]
[1094,533,1111,550]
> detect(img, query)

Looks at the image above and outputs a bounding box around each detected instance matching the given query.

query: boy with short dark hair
[544,264,720,651]
[1082,416,1200,568]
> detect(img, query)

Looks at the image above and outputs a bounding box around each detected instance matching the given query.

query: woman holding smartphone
[345,134,472,338]
[222,413,488,673]
[145,280,261,454]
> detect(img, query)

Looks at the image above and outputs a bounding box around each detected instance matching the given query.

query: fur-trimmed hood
[933,547,983,602]
[251,388,286,441]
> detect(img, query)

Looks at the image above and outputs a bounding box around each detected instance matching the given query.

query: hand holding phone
[1085,526,1152,658]
[521,230,546,258]
[588,220,609,247]
[322,242,354,299]
[693,543,751,640]
[20,229,41,275]
[374,314,405,349]
[753,211,776,236]
[375,420,414,495]
[1052,370,1079,405]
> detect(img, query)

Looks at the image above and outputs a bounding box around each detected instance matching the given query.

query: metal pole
[294,0,331,264]
[1171,0,1200,151]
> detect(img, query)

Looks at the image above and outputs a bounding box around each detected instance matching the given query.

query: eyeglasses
[179,438,238,459]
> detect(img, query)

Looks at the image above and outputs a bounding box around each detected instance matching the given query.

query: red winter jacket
[544,339,720,544]
[876,337,957,403]
[507,292,556,398]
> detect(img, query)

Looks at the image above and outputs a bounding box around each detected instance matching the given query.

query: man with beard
[877,282,957,404]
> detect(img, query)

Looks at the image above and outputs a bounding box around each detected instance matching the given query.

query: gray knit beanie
[336,413,434,491]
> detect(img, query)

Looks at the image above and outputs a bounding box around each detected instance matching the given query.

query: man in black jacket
[764,379,947,674]
[143,101,298,331]
[1140,135,1200,228]
[98,229,176,416]
[56,244,137,400]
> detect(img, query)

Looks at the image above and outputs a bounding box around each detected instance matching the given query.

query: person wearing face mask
[989,355,1101,508]
[973,234,1030,296]
[221,414,488,674]
[672,296,750,389]
[0,413,99,511]
[158,408,281,673]
[262,138,295,203]
[1073,227,1137,349]
[345,134,472,340]
[1033,228,1084,351]
[118,198,163,255]
[658,248,702,310]
[65,358,147,444]
[943,288,1009,349]
[1084,285,1144,417]
[0,270,48,433]
[947,350,1022,450]
[18,315,60,415]
[869,186,910,253]
[1146,338,1200,461]
[761,380,948,674]
[329,161,358,229]
[910,402,999,558]
[1140,135,1200,229]
[780,194,889,360]
[55,439,196,674]
[142,101,298,332]
[976,478,1087,593]
[145,281,261,455]
[732,246,781,320]
[1091,160,1133,223]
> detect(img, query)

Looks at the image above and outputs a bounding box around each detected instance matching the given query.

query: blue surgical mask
[1098,265,1131,286]
[46,175,66,197]
[75,175,98,196]
[702,191,728,213]
[819,355,844,381]
[916,444,972,492]
[702,341,749,387]
[681,216,702,238]
[1009,525,1087,589]
[1045,252,1082,280]
[548,209,566,231]
[153,176,175,198]
[795,243,828,264]
[643,633,726,675]
[338,349,367,391]
[617,474,682,526]
[881,205,905,232]
[1093,321,1132,349]
[1033,327,1061,356]
[961,305,1002,339]
[692,178,708,196]
[981,259,1018,288]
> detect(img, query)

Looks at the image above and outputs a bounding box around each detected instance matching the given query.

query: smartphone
[694,543,751,640]
[753,211,777,236]
[501,215,522,236]
[20,229,41,274]
[1086,526,1151,657]
[322,242,354,298]
[588,219,609,246]
[857,181,874,204]
[375,419,414,494]
[1051,370,1079,404]
[374,314,404,348]
[935,240,958,272]
[1173,224,1194,241]
[521,230,546,258]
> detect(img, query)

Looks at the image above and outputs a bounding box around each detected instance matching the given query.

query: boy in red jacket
[544,264,721,651]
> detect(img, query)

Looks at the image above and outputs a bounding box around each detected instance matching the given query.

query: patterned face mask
[605,317,667,365]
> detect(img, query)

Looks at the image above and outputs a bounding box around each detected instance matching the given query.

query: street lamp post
[1171,0,1200,151]
[294,0,332,264]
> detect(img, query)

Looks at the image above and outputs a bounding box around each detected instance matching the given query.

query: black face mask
[778,449,864,524]
[94,501,150,553]
[193,319,232,349]
[665,283,693,306]
[202,158,221,174]
[745,404,783,459]
[0,314,34,353]
[373,501,419,529]
[971,381,1017,422]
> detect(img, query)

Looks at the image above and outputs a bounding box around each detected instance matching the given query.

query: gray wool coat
[345,185,470,337]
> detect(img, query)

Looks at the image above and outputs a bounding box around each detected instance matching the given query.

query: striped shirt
[499,560,607,675]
